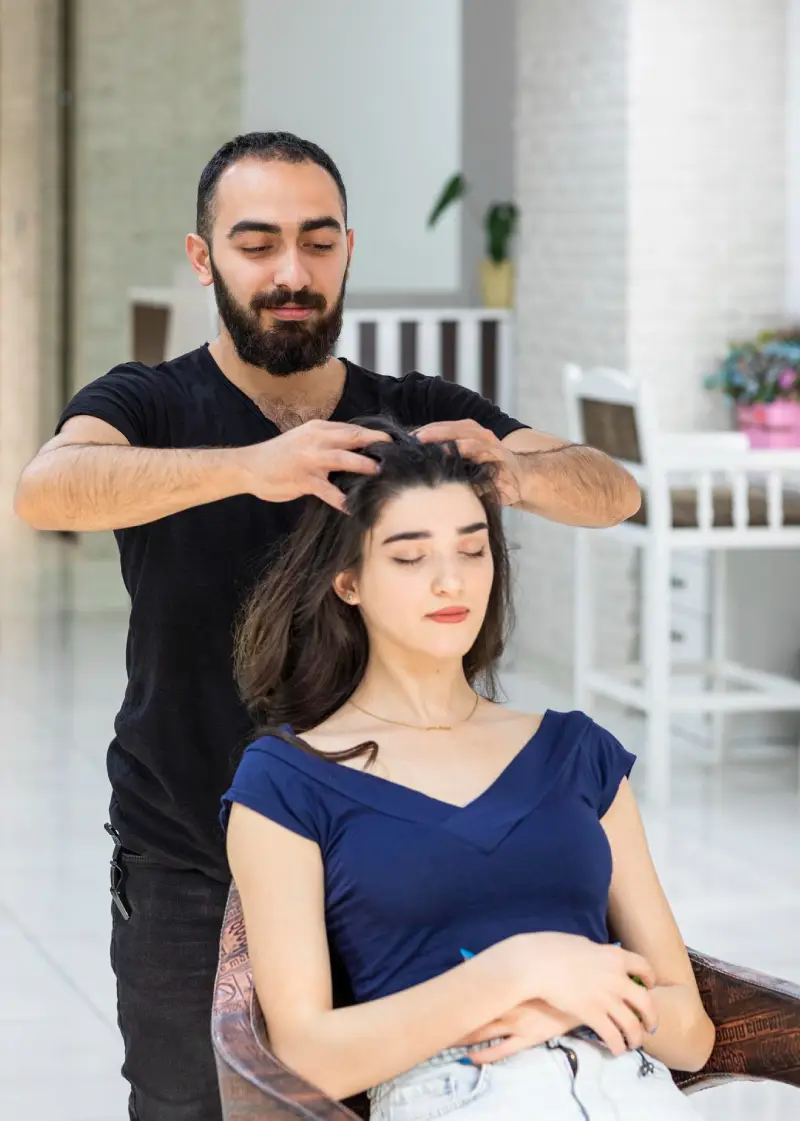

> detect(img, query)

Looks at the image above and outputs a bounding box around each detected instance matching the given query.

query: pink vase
[736,401,800,449]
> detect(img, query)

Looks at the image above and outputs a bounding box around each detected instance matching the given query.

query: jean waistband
[367,1038,502,1103]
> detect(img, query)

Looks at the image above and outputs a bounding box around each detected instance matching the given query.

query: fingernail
[458,1057,475,1066]
[650,1027,658,1035]
[459,948,475,960]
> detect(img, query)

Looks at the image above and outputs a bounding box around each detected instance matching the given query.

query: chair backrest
[563,363,657,472]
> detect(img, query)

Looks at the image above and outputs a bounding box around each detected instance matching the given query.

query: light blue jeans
[368,1037,704,1121]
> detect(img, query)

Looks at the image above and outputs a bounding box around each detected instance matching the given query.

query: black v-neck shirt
[57,344,527,880]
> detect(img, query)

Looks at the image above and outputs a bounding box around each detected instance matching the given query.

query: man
[14,132,640,1121]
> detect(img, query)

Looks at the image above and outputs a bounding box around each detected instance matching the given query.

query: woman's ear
[333,572,360,606]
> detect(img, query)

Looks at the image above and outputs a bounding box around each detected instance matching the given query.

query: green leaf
[427,173,468,227]
[485,202,519,263]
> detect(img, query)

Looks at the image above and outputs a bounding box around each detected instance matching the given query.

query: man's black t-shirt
[57,344,527,881]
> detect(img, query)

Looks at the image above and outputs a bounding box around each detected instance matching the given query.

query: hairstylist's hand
[413,419,522,505]
[236,420,390,510]
[503,932,657,1057]
[458,998,582,1064]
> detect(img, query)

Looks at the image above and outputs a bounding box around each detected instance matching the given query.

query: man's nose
[273,247,312,292]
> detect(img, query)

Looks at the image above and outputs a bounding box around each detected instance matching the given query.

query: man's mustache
[251,288,327,313]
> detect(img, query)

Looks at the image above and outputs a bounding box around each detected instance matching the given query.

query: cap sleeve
[584,722,637,818]
[220,738,322,844]
[56,363,165,447]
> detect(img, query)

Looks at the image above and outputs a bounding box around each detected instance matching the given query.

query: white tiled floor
[1,537,799,1119]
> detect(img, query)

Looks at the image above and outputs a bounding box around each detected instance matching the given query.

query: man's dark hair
[196,131,348,243]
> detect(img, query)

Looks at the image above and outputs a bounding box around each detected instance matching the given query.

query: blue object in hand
[458,950,477,1063]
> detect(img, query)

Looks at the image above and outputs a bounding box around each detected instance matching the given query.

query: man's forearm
[513,444,641,527]
[14,443,249,532]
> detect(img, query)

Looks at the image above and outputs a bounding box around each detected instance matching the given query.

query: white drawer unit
[670,605,709,663]
[639,553,711,743]
[669,551,710,615]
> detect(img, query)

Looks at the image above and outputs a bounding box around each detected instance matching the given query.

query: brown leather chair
[212,884,800,1119]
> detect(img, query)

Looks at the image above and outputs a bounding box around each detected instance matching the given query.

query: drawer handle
[671,577,686,589]
[670,630,684,642]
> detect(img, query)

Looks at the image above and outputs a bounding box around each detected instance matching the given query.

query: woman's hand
[458,999,582,1064]
[499,932,658,1057]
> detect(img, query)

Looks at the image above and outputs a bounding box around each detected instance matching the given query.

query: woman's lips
[426,608,470,624]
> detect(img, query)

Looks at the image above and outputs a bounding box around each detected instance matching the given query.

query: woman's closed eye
[392,549,486,566]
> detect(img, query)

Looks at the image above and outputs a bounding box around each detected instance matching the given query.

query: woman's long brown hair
[234,416,513,765]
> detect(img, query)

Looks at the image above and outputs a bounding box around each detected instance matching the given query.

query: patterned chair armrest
[213,884,800,1117]
[673,950,800,1093]
[212,883,363,1120]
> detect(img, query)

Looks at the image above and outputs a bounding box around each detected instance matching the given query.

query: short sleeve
[56,363,165,447]
[395,371,529,442]
[584,722,637,818]
[220,739,322,844]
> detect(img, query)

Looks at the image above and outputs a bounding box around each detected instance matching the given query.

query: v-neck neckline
[201,344,354,435]
[260,711,572,855]
[252,712,582,851]
[292,710,554,812]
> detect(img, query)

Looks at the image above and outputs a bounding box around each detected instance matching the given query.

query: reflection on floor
[1,537,798,1120]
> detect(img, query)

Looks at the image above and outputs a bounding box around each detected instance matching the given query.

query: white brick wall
[70,0,243,391]
[512,0,788,682]
[628,0,787,432]
[511,0,635,681]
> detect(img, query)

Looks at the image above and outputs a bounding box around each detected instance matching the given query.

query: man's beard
[210,258,347,376]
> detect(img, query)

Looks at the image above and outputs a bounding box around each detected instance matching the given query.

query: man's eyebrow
[381,522,488,545]
[228,220,280,238]
[227,216,342,238]
[299,217,342,234]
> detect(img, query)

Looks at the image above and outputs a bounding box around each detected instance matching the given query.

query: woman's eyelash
[393,549,486,566]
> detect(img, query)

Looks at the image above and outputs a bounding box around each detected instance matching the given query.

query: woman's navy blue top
[220,709,635,1004]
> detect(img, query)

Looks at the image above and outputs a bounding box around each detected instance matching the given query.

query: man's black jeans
[109,837,230,1121]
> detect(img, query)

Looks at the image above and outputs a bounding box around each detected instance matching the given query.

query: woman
[222,419,714,1120]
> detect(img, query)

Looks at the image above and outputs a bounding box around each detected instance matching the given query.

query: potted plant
[705,327,800,448]
[427,173,518,308]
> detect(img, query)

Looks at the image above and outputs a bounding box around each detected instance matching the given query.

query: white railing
[618,444,800,549]
[336,308,515,416]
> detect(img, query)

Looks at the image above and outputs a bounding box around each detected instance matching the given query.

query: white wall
[512,0,789,682]
[461,0,516,306]
[243,0,461,296]
[788,0,800,316]
[70,0,242,390]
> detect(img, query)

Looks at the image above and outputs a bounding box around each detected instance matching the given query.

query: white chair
[564,363,800,804]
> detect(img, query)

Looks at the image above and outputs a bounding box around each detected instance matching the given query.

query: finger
[323,450,381,475]
[344,425,393,447]
[466,1036,525,1065]
[619,951,656,990]
[309,478,348,512]
[310,422,392,447]
[584,1014,626,1057]
[451,438,504,463]
[620,982,658,1035]
[415,421,491,443]
[608,1003,646,1051]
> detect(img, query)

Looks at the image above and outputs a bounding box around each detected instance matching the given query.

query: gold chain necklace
[348,692,480,732]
